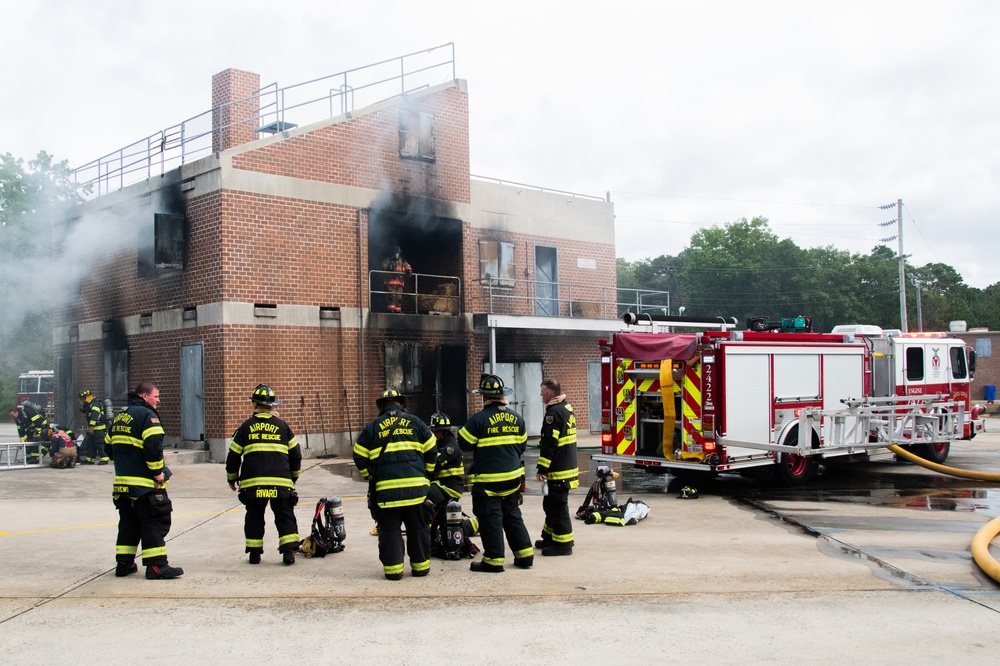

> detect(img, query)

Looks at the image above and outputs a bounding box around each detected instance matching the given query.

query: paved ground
[2,422,1000,664]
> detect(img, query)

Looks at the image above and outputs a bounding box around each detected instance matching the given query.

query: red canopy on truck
[612,333,698,361]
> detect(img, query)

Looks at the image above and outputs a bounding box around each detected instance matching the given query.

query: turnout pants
[81,432,107,462]
[471,487,532,567]
[376,504,430,576]
[114,491,172,566]
[540,480,575,547]
[239,488,299,553]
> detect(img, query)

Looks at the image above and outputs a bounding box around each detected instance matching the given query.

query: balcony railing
[368,271,669,320]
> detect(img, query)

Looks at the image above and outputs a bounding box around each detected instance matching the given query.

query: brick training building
[55,50,639,461]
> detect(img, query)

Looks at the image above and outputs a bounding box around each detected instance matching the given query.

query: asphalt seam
[736,495,1000,615]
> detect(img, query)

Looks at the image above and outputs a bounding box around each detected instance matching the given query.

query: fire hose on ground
[887,444,1000,584]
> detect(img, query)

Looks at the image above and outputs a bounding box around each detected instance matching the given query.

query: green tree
[0,151,80,407]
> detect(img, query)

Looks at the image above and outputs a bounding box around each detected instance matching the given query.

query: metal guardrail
[71,43,457,198]
[367,271,669,321]
[475,277,669,320]
[369,271,462,315]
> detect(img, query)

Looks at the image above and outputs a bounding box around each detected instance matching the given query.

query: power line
[611,190,880,209]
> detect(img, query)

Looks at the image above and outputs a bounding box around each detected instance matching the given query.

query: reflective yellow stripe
[114,475,155,488]
[475,434,527,447]
[241,443,292,454]
[375,476,430,492]
[141,425,165,439]
[470,469,523,484]
[147,460,164,471]
[141,546,167,559]
[116,545,138,555]
[278,533,300,546]
[239,477,295,489]
[547,469,579,481]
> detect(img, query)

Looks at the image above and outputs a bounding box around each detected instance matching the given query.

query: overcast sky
[4,1,998,288]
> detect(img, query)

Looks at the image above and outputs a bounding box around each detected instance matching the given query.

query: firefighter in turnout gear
[105,382,184,579]
[20,400,50,441]
[458,374,533,572]
[43,425,77,468]
[353,388,436,580]
[79,389,110,465]
[535,379,579,556]
[16,400,51,464]
[426,412,475,557]
[382,245,411,313]
[9,405,32,442]
[227,384,302,565]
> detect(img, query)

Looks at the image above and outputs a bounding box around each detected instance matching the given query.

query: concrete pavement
[2,422,1000,663]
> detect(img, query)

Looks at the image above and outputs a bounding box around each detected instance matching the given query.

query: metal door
[588,360,602,431]
[180,343,205,442]
[483,362,543,437]
[534,245,558,317]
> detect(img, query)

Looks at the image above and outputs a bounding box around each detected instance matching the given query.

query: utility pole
[897,199,908,332]
[878,199,907,332]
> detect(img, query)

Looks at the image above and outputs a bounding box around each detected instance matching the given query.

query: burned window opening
[398,109,436,162]
[479,240,515,288]
[385,342,422,393]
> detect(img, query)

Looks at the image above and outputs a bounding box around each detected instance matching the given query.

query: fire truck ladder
[0,441,45,470]
[717,394,961,457]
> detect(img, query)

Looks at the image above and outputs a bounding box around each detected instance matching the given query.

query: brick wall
[212,69,261,153]
[231,86,470,204]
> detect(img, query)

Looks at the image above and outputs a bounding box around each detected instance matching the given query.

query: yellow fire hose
[887,444,1000,583]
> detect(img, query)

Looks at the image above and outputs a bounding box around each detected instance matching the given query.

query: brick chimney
[212,68,261,153]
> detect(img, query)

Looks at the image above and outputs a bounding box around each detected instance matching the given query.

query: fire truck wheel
[913,441,950,465]
[774,426,818,487]
[776,452,815,487]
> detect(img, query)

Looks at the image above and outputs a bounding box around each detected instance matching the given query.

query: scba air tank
[445,500,463,559]
[329,496,346,551]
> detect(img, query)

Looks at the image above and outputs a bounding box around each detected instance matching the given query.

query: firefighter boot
[146,564,184,579]
[115,561,138,577]
[541,545,573,557]
[282,550,295,566]
[534,537,552,549]
[248,552,261,564]
[513,555,534,569]
[470,561,504,573]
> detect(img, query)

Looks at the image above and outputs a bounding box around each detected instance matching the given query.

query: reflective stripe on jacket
[353,404,436,508]
[226,412,302,490]
[458,402,527,496]
[537,400,579,486]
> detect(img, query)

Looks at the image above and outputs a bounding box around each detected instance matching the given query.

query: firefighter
[78,389,110,465]
[43,425,77,468]
[458,374,533,572]
[426,412,468,554]
[382,245,411,313]
[106,382,184,579]
[353,388,436,580]
[535,379,579,556]
[226,384,302,565]
[9,406,31,442]
[18,401,51,464]
[20,400,50,441]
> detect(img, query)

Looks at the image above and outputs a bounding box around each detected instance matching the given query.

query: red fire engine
[596,315,985,486]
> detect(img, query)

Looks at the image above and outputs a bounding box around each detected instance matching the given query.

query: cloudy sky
[4,1,998,287]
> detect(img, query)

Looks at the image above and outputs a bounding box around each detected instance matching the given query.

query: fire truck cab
[596,316,983,486]
[16,370,55,415]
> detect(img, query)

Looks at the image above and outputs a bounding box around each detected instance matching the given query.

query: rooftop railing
[71,43,457,198]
